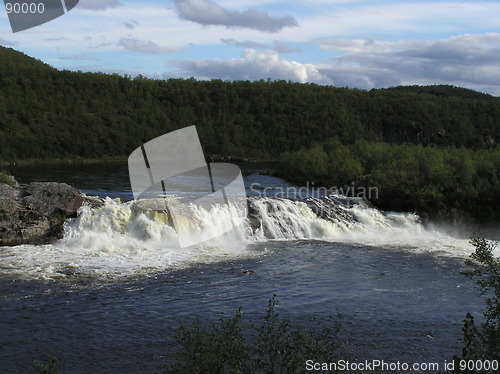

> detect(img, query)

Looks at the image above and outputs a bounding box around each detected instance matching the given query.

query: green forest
[0,46,499,222]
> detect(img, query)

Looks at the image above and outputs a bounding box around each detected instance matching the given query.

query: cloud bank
[222,38,302,54]
[59,54,100,61]
[120,38,182,54]
[315,33,500,93]
[168,33,500,96]
[174,0,298,33]
[171,49,332,84]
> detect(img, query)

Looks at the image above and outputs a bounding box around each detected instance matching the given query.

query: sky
[1,0,500,95]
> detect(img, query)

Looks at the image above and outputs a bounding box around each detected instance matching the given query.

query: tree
[454,238,500,373]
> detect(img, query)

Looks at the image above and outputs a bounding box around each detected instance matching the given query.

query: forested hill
[0,45,499,162]
[384,85,495,100]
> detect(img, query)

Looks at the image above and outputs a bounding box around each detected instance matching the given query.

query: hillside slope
[0,46,499,162]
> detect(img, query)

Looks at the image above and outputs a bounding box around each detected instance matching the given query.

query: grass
[0,170,15,186]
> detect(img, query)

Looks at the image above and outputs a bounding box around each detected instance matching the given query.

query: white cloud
[279,1,500,43]
[173,0,298,33]
[123,20,138,30]
[59,54,100,61]
[119,37,183,54]
[221,38,269,49]
[78,0,121,10]
[0,38,16,47]
[170,49,332,83]
[273,41,302,54]
[222,38,302,54]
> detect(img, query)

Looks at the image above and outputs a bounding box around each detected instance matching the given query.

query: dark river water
[0,163,496,373]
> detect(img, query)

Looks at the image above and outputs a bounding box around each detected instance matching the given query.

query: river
[0,162,497,373]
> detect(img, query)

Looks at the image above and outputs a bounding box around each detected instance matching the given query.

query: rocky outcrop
[0,177,85,246]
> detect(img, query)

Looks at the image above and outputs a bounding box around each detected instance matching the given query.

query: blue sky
[1,0,500,95]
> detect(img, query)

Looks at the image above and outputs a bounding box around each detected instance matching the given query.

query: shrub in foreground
[168,296,343,374]
[453,238,500,373]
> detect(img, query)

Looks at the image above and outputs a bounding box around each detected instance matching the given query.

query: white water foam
[0,198,251,279]
[0,196,495,279]
[336,205,474,257]
[249,198,346,241]
[249,197,476,257]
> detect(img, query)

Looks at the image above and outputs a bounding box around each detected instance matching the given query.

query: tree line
[1,46,499,160]
[279,141,500,222]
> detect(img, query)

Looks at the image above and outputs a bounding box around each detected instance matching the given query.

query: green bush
[169,307,249,374]
[34,354,65,374]
[453,238,500,373]
[168,296,343,374]
[0,170,14,186]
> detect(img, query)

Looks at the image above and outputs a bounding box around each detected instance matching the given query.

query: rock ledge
[0,177,85,246]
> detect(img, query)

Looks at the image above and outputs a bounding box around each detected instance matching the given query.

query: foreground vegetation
[453,238,500,372]
[1,46,499,220]
[0,169,15,186]
[169,296,343,374]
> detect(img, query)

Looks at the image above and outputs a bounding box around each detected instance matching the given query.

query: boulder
[0,177,86,246]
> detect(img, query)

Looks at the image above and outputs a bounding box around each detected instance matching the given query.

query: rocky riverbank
[0,176,86,246]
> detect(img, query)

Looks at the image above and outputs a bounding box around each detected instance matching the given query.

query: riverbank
[0,156,128,168]
[0,154,269,168]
